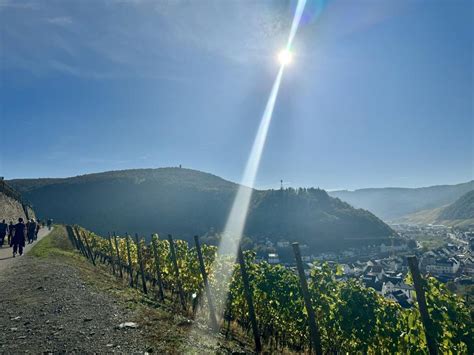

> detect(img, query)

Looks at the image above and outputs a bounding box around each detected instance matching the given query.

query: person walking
[47,219,52,231]
[8,221,14,246]
[27,219,36,244]
[0,219,7,247]
[35,221,41,240]
[12,218,26,257]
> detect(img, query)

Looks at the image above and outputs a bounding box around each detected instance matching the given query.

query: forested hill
[9,168,395,250]
[329,180,474,221]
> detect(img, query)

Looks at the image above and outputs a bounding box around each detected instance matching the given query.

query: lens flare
[278,49,293,66]
[208,0,308,325]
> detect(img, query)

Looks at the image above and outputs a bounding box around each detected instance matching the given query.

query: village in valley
[258,224,474,309]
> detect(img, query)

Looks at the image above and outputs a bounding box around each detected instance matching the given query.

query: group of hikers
[0,218,53,257]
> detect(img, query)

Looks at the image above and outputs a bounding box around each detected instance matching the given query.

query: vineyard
[66,225,472,354]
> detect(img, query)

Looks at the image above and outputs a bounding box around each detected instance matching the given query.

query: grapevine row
[66,225,472,354]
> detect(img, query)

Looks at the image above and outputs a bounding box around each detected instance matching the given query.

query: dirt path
[0,226,53,271]
[0,231,149,353]
[0,226,249,353]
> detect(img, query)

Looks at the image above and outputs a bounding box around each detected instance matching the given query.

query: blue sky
[0,0,472,190]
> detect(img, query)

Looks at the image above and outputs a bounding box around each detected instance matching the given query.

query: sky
[0,0,472,190]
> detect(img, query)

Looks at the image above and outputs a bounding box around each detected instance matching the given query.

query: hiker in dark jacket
[12,218,26,257]
[35,222,41,240]
[8,221,14,246]
[0,220,7,247]
[27,219,36,244]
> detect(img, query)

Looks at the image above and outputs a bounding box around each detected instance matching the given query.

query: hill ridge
[333,180,474,193]
[396,190,474,228]
[329,180,474,221]
[9,167,395,250]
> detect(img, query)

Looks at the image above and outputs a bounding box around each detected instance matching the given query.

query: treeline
[66,225,472,354]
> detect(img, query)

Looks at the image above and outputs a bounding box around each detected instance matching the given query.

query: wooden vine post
[167,234,186,310]
[125,233,134,288]
[113,233,123,278]
[89,233,98,262]
[151,236,165,301]
[67,225,80,252]
[66,225,79,251]
[407,256,437,355]
[134,234,148,294]
[237,246,262,353]
[194,235,218,331]
[292,242,323,355]
[79,230,94,262]
[107,233,116,275]
[74,227,88,258]
[81,230,96,266]
[72,226,83,256]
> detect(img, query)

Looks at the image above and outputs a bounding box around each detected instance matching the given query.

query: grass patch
[411,233,447,250]
[30,225,147,304]
[30,225,75,258]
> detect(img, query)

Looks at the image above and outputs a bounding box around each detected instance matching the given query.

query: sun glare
[278,49,293,66]
[210,0,307,330]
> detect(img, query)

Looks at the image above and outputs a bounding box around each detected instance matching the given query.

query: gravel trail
[0,252,148,353]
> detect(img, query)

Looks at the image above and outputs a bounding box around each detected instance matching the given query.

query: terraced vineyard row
[66,226,472,354]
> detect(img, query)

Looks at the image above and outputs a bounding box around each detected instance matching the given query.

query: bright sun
[277,49,293,66]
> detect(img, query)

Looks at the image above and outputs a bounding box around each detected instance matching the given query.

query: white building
[268,253,280,265]
[382,280,413,299]
[426,257,460,274]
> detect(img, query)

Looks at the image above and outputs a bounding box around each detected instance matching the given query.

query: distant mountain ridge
[8,168,395,251]
[329,181,474,221]
[396,190,474,228]
[439,190,474,221]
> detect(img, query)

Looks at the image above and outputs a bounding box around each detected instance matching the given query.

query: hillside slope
[0,185,35,222]
[9,168,395,250]
[329,181,474,221]
[439,190,474,221]
[394,190,474,228]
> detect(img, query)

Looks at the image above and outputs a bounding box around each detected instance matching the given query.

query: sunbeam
[210,0,308,322]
